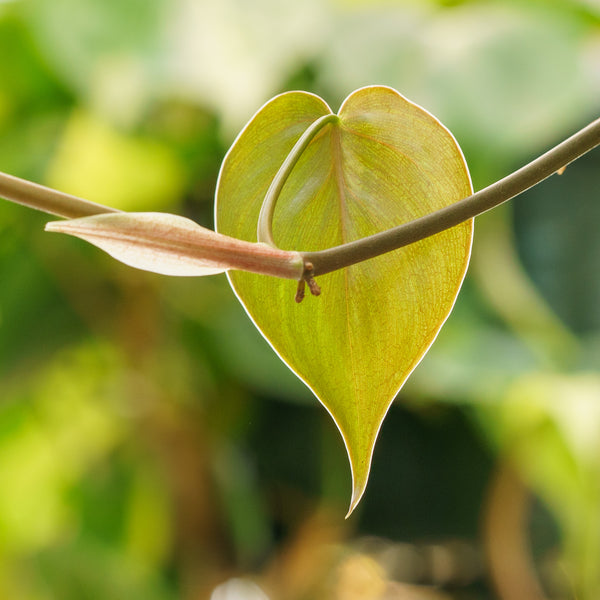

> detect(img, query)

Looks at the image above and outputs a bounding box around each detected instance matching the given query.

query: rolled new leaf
[45,212,304,279]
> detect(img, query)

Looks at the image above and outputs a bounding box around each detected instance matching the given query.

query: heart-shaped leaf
[216,86,473,514]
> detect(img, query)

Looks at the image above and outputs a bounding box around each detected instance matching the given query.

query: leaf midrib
[329,123,363,448]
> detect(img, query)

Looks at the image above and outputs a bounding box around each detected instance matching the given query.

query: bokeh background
[0,0,599,598]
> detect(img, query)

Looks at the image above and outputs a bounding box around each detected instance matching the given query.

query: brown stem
[301,116,600,277]
[1,117,599,284]
[483,461,548,600]
[0,171,119,218]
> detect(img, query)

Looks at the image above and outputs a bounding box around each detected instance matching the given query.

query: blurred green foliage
[0,0,599,598]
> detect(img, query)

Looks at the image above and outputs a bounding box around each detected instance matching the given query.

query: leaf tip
[44,220,64,233]
[344,447,375,518]
[345,481,368,519]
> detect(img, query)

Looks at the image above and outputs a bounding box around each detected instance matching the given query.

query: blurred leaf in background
[0,0,599,598]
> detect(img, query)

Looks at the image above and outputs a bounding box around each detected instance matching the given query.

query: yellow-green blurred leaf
[0,342,125,553]
[46,111,185,211]
[216,86,472,513]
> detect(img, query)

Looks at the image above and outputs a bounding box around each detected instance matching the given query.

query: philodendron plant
[1,86,599,515]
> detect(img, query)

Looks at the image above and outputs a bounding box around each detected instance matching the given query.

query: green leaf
[216,86,473,514]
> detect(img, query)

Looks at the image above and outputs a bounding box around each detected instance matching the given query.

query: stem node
[295,261,321,302]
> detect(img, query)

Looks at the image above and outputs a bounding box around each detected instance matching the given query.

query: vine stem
[301,116,600,277]
[0,171,119,218]
[0,117,599,282]
[257,113,339,246]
